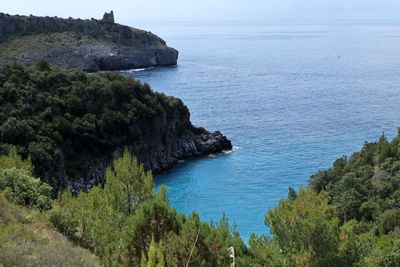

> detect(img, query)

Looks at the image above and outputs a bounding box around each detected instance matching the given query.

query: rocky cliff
[0,62,231,191]
[0,12,178,71]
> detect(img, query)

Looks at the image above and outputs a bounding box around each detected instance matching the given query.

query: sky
[1,0,399,23]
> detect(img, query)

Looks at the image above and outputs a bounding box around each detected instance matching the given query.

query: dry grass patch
[0,193,100,267]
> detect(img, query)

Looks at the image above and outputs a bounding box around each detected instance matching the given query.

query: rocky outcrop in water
[0,12,178,71]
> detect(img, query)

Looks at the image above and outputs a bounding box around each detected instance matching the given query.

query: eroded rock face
[67,126,232,192]
[56,95,232,192]
[0,12,178,71]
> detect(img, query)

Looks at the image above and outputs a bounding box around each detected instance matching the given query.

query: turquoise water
[124,20,400,240]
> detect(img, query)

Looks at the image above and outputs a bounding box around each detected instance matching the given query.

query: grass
[0,30,165,59]
[0,193,100,267]
[0,31,101,57]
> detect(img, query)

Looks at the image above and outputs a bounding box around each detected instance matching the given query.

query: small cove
[124,20,400,240]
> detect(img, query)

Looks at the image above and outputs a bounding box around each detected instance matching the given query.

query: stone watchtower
[101,11,114,23]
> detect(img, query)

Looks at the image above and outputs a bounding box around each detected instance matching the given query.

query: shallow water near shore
[123,20,400,241]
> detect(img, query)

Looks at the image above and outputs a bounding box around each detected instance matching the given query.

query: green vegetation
[0,147,52,211]
[0,61,399,265]
[0,193,100,266]
[310,133,400,223]
[0,32,104,58]
[245,133,400,266]
[1,132,400,266]
[0,61,186,187]
[50,150,249,266]
[0,147,99,266]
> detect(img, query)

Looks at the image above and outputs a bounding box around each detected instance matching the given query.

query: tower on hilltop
[101,11,114,23]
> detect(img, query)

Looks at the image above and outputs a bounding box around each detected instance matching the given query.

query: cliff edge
[0,11,178,71]
[0,62,231,191]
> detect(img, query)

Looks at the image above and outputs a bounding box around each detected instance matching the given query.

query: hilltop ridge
[0,11,178,71]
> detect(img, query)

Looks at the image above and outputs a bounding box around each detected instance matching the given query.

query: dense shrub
[0,146,52,210]
[265,189,342,266]
[364,235,400,267]
[0,146,32,173]
[310,133,400,222]
[379,209,400,235]
[0,167,52,210]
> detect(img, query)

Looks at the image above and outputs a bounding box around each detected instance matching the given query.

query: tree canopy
[0,61,186,188]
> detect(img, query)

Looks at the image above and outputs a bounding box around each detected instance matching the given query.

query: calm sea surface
[123,20,400,240]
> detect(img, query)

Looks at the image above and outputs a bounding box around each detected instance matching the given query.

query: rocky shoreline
[135,126,233,174]
[69,127,232,191]
[0,12,178,71]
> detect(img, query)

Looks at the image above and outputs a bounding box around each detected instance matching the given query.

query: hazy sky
[2,0,399,23]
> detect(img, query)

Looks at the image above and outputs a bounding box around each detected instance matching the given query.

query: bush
[359,200,379,221]
[49,205,78,237]
[0,117,35,145]
[265,189,342,266]
[379,209,400,235]
[0,167,52,210]
[0,146,32,174]
[364,236,400,267]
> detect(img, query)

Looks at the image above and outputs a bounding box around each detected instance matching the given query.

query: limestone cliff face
[64,106,233,192]
[68,120,233,192]
[0,12,178,71]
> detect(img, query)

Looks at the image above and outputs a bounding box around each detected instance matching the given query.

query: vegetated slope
[1,130,399,266]
[47,134,400,266]
[310,133,400,223]
[0,12,178,71]
[0,61,232,190]
[247,133,400,266]
[0,193,100,266]
[0,146,249,267]
[49,151,249,266]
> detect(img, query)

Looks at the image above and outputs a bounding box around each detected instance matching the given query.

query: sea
[123,20,400,241]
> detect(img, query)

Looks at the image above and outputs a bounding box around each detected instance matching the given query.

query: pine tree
[141,237,165,267]
[105,149,154,217]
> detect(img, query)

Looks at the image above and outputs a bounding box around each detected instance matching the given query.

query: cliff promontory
[0,12,178,71]
[0,62,231,191]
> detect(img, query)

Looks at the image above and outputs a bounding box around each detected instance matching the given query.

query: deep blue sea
[124,20,400,241]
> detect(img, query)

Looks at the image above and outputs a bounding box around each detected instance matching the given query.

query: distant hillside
[0,11,178,71]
